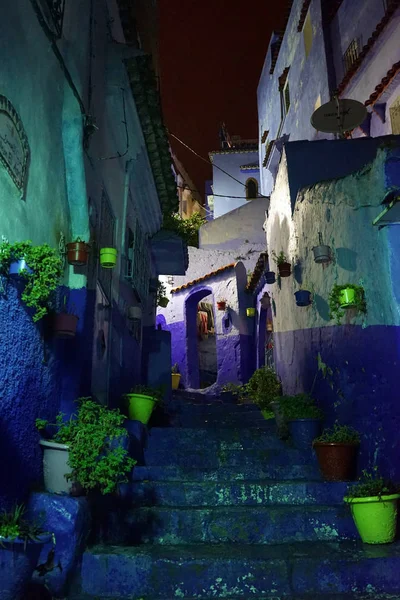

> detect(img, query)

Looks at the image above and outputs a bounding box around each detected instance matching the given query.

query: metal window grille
[343,38,360,75]
[98,189,115,302]
[125,217,150,303]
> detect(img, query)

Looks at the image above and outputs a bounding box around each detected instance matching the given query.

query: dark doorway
[186,288,217,389]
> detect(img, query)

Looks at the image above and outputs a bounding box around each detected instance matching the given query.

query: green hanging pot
[246,308,256,317]
[339,287,356,307]
[100,247,117,268]
[123,393,157,425]
[344,493,400,544]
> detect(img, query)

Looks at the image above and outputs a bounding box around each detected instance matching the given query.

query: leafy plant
[245,367,281,410]
[127,385,164,402]
[328,283,367,325]
[0,240,63,321]
[36,398,136,495]
[221,382,247,402]
[277,393,323,420]
[271,250,289,266]
[346,468,398,499]
[0,504,49,550]
[162,212,206,248]
[171,363,180,374]
[314,423,360,444]
[156,281,168,306]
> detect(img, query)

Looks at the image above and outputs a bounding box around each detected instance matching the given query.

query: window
[246,178,258,200]
[303,11,313,58]
[390,96,400,134]
[284,81,291,114]
[279,68,290,122]
[343,38,361,75]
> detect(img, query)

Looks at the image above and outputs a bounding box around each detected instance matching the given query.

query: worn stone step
[72,594,400,600]
[132,463,321,482]
[92,504,357,545]
[169,417,275,429]
[124,480,349,507]
[147,427,289,451]
[168,400,261,413]
[144,445,316,469]
[80,541,400,598]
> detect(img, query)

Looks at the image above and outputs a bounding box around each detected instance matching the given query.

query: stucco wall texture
[266,138,400,479]
[0,0,163,506]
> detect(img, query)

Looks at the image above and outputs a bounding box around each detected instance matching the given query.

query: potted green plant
[0,240,63,321]
[245,367,281,419]
[0,504,52,600]
[100,247,117,268]
[171,363,181,390]
[66,237,90,266]
[220,382,246,404]
[313,423,360,481]
[344,468,400,544]
[278,393,323,449]
[36,398,135,495]
[271,250,291,277]
[122,385,163,425]
[329,283,366,325]
[156,281,169,308]
[246,307,256,317]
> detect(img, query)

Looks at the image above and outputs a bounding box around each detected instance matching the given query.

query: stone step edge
[72,595,400,600]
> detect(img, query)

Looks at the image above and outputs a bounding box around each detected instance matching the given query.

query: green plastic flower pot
[100,247,117,268]
[340,287,356,307]
[344,493,400,544]
[124,393,157,425]
[246,308,256,317]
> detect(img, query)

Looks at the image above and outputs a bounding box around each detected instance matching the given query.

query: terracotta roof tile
[297,0,312,31]
[364,61,400,107]
[246,252,269,293]
[171,263,237,294]
[261,130,269,143]
[337,0,400,96]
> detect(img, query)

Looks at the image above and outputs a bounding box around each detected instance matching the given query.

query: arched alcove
[185,286,217,389]
[246,177,258,200]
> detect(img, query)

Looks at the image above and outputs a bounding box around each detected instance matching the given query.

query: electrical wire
[177,184,264,200]
[168,130,268,198]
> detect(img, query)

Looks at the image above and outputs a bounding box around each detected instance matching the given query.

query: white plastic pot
[39,439,74,494]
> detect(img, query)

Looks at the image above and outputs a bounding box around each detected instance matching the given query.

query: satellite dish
[311,98,368,134]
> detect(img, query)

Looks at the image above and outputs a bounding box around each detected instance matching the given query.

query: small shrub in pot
[313,423,360,481]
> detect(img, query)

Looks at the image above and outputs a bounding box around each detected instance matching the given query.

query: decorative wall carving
[0,96,30,197]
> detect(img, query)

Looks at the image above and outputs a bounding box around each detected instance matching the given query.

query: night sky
[159,1,286,199]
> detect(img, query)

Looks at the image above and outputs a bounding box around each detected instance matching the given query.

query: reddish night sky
[159,1,285,199]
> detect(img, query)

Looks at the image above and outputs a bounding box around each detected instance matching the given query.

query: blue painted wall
[210,150,260,218]
[265,136,400,481]
[0,0,164,508]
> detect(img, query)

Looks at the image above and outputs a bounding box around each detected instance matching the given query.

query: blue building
[258,0,400,195]
[0,0,186,508]
[209,128,261,218]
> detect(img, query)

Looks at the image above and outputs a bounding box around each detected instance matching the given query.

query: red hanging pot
[52,313,79,338]
[66,241,90,266]
[217,301,226,311]
[278,262,291,277]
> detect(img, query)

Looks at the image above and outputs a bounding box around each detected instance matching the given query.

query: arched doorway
[185,287,217,389]
[258,297,274,369]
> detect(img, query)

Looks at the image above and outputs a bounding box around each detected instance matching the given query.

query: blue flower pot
[294,290,311,307]
[0,535,51,600]
[8,259,33,277]
[265,271,276,284]
[288,419,322,449]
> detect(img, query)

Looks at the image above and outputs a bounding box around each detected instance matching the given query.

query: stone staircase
[76,392,400,599]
